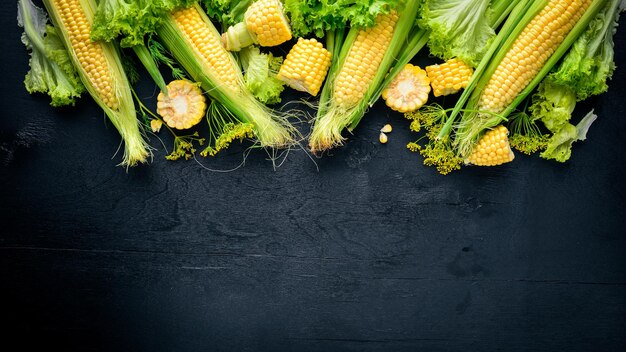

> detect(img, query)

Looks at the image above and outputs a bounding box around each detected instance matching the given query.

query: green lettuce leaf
[202,0,253,27]
[418,0,495,67]
[239,46,284,105]
[18,0,84,107]
[284,0,400,38]
[91,0,195,48]
[530,80,577,133]
[541,110,597,163]
[549,0,624,101]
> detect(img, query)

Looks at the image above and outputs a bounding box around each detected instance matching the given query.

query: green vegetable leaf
[18,0,84,107]
[549,0,624,101]
[541,110,597,163]
[92,0,195,48]
[239,46,285,105]
[202,0,253,28]
[530,80,577,133]
[284,0,400,38]
[419,0,495,67]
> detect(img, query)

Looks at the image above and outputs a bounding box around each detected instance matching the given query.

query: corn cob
[426,58,473,97]
[479,0,593,113]
[157,80,206,130]
[382,64,430,113]
[309,6,416,153]
[157,3,295,150]
[42,0,149,166]
[277,38,332,96]
[333,12,399,109]
[222,0,292,51]
[451,0,598,159]
[466,125,515,166]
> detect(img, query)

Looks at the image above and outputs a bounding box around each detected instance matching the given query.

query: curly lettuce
[284,0,400,38]
[541,110,597,163]
[17,0,84,107]
[549,0,624,101]
[530,80,577,133]
[418,0,495,67]
[202,0,253,27]
[91,0,195,48]
[238,47,285,105]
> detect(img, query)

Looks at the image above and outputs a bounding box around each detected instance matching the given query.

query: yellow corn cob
[157,80,207,130]
[479,0,592,113]
[333,12,399,108]
[51,0,117,109]
[223,0,292,51]
[43,0,149,166]
[382,64,430,113]
[466,125,515,166]
[425,58,473,97]
[171,6,241,92]
[277,38,332,96]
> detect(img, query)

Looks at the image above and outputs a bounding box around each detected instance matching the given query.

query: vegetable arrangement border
[16,0,624,174]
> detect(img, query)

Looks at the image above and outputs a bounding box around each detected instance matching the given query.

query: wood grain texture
[1,3,625,351]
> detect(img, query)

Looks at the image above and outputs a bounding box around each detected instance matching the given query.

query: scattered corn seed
[380,124,393,133]
[379,132,388,144]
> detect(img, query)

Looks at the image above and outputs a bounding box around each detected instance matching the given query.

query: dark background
[1,3,625,352]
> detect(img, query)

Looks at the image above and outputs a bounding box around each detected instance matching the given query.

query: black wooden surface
[1,4,625,352]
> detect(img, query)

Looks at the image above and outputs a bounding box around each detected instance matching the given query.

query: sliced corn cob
[42,0,149,166]
[479,0,593,113]
[277,38,332,96]
[425,58,473,97]
[382,64,430,113]
[157,4,295,150]
[222,0,292,51]
[466,125,515,166]
[157,80,206,130]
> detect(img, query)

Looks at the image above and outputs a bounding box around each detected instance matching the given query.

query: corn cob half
[425,58,474,97]
[277,38,332,96]
[42,0,149,167]
[222,0,292,51]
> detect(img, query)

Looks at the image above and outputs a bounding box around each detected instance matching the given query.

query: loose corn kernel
[333,12,399,108]
[245,0,292,47]
[157,80,207,130]
[277,38,332,96]
[466,125,515,166]
[172,6,240,91]
[379,132,388,144]
[425,58,473,97]
[52,0,117,109]
[380,124,392,133]
[479,0,592,113]
[382,64,430,113]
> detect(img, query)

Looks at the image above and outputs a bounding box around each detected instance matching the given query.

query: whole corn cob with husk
[222,0,292,51]
[426,58,474,97]
[382,64,431,113]
[453,0,605,158]
[309,1,422,153]
[42,0,150,167]
[277,38,332,96]
[156,3,296,152]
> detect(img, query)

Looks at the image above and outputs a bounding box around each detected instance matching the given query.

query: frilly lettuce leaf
[91,0,195,48]
[530,80,577,133]
[18,0,84,107]
[549,0,624,101]
[541,110,597,163]
[202,0,253,27]
[284,0,400,38]
[239,46,284,105]
[418,0,495,67]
